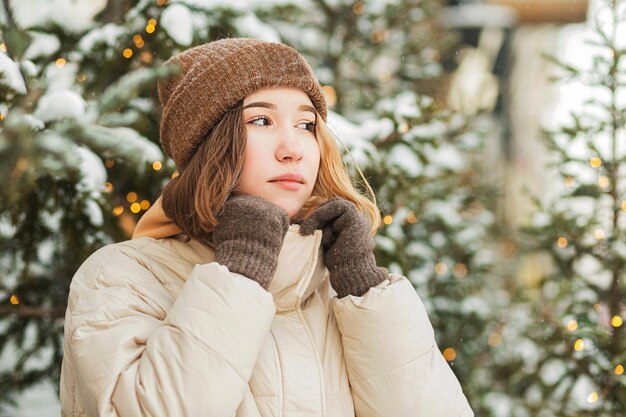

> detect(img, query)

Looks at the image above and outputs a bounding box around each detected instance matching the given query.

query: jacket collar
[134,197,327,313]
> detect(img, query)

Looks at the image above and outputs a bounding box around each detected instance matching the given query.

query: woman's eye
[249,116,270,126]
[299,121,316,132]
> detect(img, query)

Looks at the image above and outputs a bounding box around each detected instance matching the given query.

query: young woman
[60,38,473,417]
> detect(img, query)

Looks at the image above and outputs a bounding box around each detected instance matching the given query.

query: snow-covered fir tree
[0,0,502,413]
[481,1,626,415]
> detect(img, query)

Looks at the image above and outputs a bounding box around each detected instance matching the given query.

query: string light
[487,332,502,347]
[567,320,578,331]
[105,159,115,168]
[443,347,456,361]
[76,73,87,82]
[587,392,599,403]
[564,176,575,186]
[152,161,162,171]
[140,200,151,210]
[453,263,468,278]
[171,171,179,179]
[383,215,393,225]
[113,206,124,216]
[622,200,626,211]
[574,338,584,351]
[0,113,5,121]
[594,229,605,240]
[435,262,447,275]
[0,42,7,52]
[130,203,141,213]
[9,294,19,305]
[55,58,66,68]
[406,210,417,224]
[133,34,145,48]
[146,20,156,33]
[611,316,623,328]
[140,51,154,64]
[123,48,133,59]
[103,182,113,193]
[156,0,168,5]
[370,29,389,43]
[598,176,609,189]
[352,1,364,14]
[557,237,568,248]
[589,157,602,168]
[616,364,624,375]
[126,192,138,203]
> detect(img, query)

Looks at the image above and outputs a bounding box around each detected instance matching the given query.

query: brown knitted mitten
[298,198,388,298]
[213,195,289,290]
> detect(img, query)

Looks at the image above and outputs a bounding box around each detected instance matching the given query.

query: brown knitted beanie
[158,38,328,170]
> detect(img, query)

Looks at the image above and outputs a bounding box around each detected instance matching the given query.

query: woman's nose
[275,127,304,161]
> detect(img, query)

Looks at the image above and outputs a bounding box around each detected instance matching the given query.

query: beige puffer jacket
[60,201,474,417]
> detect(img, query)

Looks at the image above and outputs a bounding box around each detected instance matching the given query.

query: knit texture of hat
[158,38,328,170]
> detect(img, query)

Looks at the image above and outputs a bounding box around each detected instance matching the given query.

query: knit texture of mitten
[299,198,388,298]
[213,195,290,290]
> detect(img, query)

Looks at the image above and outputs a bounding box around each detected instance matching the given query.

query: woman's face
[238,87,321,218]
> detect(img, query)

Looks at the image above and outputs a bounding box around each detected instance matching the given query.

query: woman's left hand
[298,198,388,298]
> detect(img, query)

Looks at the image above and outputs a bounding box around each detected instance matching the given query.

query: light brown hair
[162,101,380,242]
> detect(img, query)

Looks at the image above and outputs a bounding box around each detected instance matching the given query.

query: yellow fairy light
[9,294,19,305]
[453,263,468,278]
[611,316,623,328]
[557,237,568,248]
[564,176,575,186]
[590,157,602,168]
[140,200,151,210]
[123,48,133,58]
[133,34,144,43]
[321,85,337,107]
[103,182,113,193]
[352,1,365,14]
[55,58,66,68]
[126,192,138,203]
[622,200,626,211]
[435,262,448,275]
[152,161,163,171]
[76,73,87,82]
[587,392,599,403]
[616,364,624,375]
[0,42,6,52]
[146,24,156,34]
[112,206,124,216]
[130,202,141,213]
[383,215,393,225]
[156,0,168,5]
[406,210,417,224]
[370,29,389,43]
[443,347,457,361]
[105,159,115,168]
[594,229,605,240]
[566,320,578,331]
[140,51,154,64]
[598,176,609,189]
[148,18,157,26]
[574,338,584,351]
[0,113,5,121]
[171,171,179,179]
[487,332,502,347]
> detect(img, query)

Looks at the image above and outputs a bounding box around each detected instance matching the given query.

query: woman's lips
[269,180,304,191]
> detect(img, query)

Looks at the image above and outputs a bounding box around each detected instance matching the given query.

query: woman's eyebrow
[243,102,316,114]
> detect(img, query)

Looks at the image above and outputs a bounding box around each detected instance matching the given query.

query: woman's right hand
[212,195,290,290]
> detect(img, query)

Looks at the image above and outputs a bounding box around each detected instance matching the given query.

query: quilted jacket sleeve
[63,246,275,417]
[331,274,473,417]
